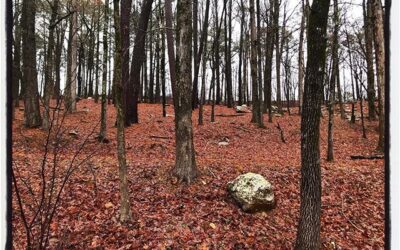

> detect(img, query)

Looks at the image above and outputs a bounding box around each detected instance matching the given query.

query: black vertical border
[6,0,12,248]
[384,0,391,249]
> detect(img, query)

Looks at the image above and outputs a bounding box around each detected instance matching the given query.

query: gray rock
[236,105,251,113]
[227,173,275,212]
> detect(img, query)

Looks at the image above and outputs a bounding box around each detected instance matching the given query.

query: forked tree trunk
[295,0,330,248]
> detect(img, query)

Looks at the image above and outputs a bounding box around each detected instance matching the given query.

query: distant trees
[295,0,330,248]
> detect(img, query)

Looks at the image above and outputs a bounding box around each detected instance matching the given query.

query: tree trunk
[172,0,198,183]
[327,0,339,162]
[238,0,245,106]
[159,0,166,117]
[264,0,275,123]
[250,0,261,126]
[113,0,132,222]
[192,0,199,109]
[12,16,22,114]
[193,0,211,110]
[371,0,385,152]
[274,0,282,115]
[99,0,109,141]
[121,0,132,125]
[364,0,376,120]
[126,0,154,125]
[298,0,305,115]
[21,0,42,127]
[295,0,330,248]
[65,2,77,113]
[43,0,60,130]
[256,0,264,127]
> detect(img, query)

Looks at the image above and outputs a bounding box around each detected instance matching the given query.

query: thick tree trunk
[172,0,198,183]
[256,0,264,126]
[295,0,330,248]
[371,0,385,152]
[21,0,42,127]
[126,0,154,125]
[113,0,132,222]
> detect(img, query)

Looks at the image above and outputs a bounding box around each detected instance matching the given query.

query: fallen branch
[350,155,384,160]
[149,135,172,140]
[216,114,245,117]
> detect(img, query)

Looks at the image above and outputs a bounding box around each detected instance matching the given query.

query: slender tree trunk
[364,0,376,120]
[264,0,274,123]
[12,17,22,113]
[274,0,282,115]
[193,0,211,110]
[256,0,264,126]
[121,0,132,125]
[43,0,60,130]
[371,0,385,152]
[238,0,245,106]
[172,0,198,183]
[126,0,154,125]
[298,0,305,115]
[192,0,199,109]
[250,0,261,126]
[113,0,132,222]
[99,0,109,141]
[159,0,167,117]
[95,5,101,103]
[295,0,330,248]
[65,1,77,113]
[327,0,339,162]
[21,0,42,127]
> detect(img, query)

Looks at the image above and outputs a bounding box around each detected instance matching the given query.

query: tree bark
[364,0,376,120]
[172,0,198,183]
[298,0,306,115]
[295,0,330,248]
[371,0,385,152]
[250,0,261,126]
[65,1,77,113]
[113,0,132,222]
[21,0,42,127]
[126,0,154,125]
[99,0,109,141]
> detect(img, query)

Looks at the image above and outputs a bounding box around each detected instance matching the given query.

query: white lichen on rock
[227,173,275,212]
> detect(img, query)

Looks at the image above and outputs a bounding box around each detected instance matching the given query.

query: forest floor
[12,99,384,249]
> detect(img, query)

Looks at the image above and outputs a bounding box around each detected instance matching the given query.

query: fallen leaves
[12,101,384,249]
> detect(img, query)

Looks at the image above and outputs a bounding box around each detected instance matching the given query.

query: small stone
[218,141,229,146]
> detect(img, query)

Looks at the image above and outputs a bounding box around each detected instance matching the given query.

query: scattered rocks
[227,173,275,212]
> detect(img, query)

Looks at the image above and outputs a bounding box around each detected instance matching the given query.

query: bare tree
[295,0,330,248]
[172,0,198,183]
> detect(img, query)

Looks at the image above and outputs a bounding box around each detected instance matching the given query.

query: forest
[11,0,388,248]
